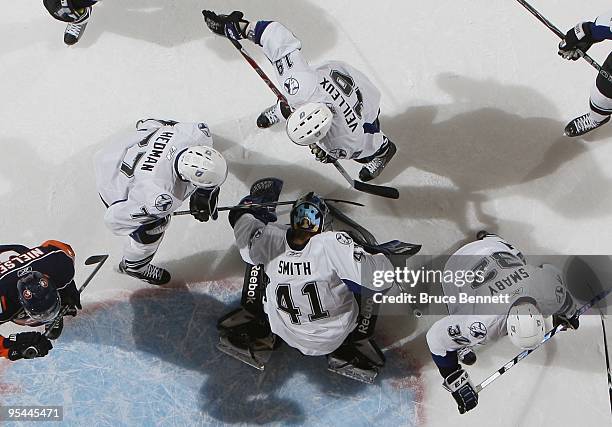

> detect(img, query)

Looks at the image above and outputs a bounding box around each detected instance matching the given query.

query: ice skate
[64,7,91,46]
[118,260,170,286]
[356,139,397,182]
[256,104,280,128]
[327,339,385,384]
[564,113,610,137]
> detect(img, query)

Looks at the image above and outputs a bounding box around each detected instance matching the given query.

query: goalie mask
[17,272,61,325]
[290,192,328,233]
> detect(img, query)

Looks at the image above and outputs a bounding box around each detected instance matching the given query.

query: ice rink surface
[2,0,612,425]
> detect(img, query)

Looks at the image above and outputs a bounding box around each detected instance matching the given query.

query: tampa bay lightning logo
[469,322,487,339]
[336,233,353,245]
[284,78,300,95]
[154,194,173,212]
[330,148,348,159]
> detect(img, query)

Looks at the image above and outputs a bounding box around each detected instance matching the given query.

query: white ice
[1,1,612,426]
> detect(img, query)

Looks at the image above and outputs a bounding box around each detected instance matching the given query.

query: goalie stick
[217,28,400,199]
[475,286,612,393]
[172,198,364,216]
[515,0,612,85]
[23,254,109,359]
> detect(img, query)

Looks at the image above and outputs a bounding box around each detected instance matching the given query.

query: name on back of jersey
[141,131,174,172]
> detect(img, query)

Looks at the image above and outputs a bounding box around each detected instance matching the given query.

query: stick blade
[354,180,399,199]
[85,254,109,265]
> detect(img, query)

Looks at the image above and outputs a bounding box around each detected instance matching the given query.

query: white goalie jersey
[254,21,385,160]
[426,235,577,358]
[234,214,393,356]
[94,121,214,235]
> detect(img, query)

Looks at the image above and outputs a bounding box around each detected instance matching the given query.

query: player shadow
[373,74,612,242]
[120,285,421,424]
[77,0,337,58]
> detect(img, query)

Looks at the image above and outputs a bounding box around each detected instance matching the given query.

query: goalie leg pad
[327,338,385,384]
[217,307,279,371]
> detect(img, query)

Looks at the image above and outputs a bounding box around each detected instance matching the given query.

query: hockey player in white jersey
[425,232,580,414]
[43,0,98,45]
[558,11,612,136]
[203,10,397,182]
[216,178,393,382]
[94,119,228,285]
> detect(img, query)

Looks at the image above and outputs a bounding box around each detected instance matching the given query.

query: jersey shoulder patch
[40,240,75,258]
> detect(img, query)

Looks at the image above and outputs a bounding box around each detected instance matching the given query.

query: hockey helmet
[177,146,228,189]
[290,192,328,233]
[286,103,333,146]
[506,300,545,350]
[17,272,61,324]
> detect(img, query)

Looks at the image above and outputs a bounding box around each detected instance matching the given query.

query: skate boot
[118,260,170,286]
[327,338,385,384]
[217,308,279,370]
[64,7,91,46]
[256,104,281,129]
[356,139,397,182]
[564,113,610,137]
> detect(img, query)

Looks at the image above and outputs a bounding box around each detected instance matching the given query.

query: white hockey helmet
[177,146,228,188]
[506,301,545,350]
[286,103,333,146]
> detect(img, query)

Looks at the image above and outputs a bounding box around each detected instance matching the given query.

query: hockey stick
[172,198,364,216]
[515,0,612,85]
[23,254,109,359]
[475,286,612,393]
[601,314,612,414]
[328,204,421,256]
[220,31,400,199]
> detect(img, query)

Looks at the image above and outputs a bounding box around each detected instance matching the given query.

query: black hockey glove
[553,314,580,330]
[202,10,249,41]
[228,195,279,228]
[3,332,53,361]
[443,368,478,414]
[559,22,595,60]
[58,280,81,317]
[190,187,220,222]
[309,143,336,163]
[457,347,477,366]
[130,216,171,244]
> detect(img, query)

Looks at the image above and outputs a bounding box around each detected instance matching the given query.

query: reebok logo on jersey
[141,132,173,172]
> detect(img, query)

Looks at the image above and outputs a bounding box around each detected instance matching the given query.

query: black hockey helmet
[290,192,328,233]
[17,272,61,324]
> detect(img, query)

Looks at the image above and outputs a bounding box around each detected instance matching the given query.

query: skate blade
[327,359,378,384]
[217,342,268,371]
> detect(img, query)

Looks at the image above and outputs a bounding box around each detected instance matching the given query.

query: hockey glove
[202,10,249,41]
[58,280,81,317]
[457,347,477,366]
[228,195,278,228]
[559,22,595,60]
[130,216,171,244]
[553,314,580,330]
[309,143,336,163]
[443,368,478,414]
[190,187,220,222]
[3,332,52,361]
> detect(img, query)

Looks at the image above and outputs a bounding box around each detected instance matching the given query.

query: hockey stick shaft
[515,0,612,85]
[228,39,400,200]
[600,315,612,414]
[172,198,364,216]
[476,287,612,392]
